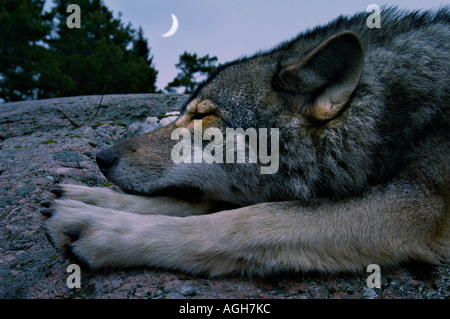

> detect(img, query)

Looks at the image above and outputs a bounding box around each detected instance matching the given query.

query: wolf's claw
[63,228,82,241]
[50,186,64,197]
[40,200,52,208]
[40,208,55,218]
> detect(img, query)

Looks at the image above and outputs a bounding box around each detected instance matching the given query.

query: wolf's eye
[191,112,213,120]
[179,99,217,126]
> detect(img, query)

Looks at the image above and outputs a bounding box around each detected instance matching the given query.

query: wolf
[41,7,449,277]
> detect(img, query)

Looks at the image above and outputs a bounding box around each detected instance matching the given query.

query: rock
[177,284,198,296]
[53,150,82,163]
[137,122,160,135]
[159,116,178,127]
[16,185,36,197]
[1,94,448,299]
[145,117,159,124]
[127,122,141,136]
[362,287,379,299]
[164,292,184,299]
[164,111,180,117]
[128,112,179,135]
[127,121,160,136]
[144,122,160,132]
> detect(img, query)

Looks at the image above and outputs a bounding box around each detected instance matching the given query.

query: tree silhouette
[0,0,159,101]
[165,52,218,94]
[37,0,158,98]
[0,0,53,102]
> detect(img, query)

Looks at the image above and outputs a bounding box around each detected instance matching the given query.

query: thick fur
[42,7,449,276]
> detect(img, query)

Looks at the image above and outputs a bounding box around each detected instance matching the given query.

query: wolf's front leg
[42,184,214,216]
[42,199,255,273]
[42,199,179,266]
[42,199,241,272]
[42,181,448,276]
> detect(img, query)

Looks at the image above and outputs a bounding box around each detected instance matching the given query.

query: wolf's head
[96,31,368,206]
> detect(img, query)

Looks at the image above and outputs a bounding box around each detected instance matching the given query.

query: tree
[127,27,158,94]
[165,52,218,94]
[37,0,158,98]
[0,0,53,102]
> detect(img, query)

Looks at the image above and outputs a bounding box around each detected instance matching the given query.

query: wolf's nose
[96,148,119,172]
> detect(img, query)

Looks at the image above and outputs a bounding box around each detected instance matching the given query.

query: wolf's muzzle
[96,148,119,176]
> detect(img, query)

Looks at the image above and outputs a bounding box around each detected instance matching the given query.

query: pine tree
[38,0,158,98]
[128,27,158,93]
[0,0,53,102]
[165,52,218,94]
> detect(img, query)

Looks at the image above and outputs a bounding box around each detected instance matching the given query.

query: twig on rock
[85,85,107,126]
[58,85,107,128]
[57,108,82,128]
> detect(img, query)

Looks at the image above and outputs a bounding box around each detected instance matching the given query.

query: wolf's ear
[275,31,364,121]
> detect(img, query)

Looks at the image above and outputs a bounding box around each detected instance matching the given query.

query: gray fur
[107,7,449,204]
[42,7,449,276]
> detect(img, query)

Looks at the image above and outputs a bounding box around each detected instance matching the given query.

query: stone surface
[0,94,448,299]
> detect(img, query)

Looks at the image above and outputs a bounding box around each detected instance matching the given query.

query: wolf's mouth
[149,185,206,202]
[119,183,240,211]
[118,183,206,203]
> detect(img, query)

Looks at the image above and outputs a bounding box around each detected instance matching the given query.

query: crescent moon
[161,13,179,37]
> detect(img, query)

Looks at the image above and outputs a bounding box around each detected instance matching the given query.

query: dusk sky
[46,0,448,91]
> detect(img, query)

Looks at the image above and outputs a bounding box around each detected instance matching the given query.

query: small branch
[57,85,107,128]
[85,85,107,126]
[57,108,82,128]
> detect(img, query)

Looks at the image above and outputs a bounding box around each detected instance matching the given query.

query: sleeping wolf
[42,7,449,276]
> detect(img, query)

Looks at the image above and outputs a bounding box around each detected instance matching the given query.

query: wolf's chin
[117,182,207,203]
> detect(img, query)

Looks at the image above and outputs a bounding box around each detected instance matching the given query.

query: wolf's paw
[41,184,128,213]
[40,199,142,268]
[43,184,111,205]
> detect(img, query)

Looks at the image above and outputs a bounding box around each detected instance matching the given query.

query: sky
[45,0,448,91]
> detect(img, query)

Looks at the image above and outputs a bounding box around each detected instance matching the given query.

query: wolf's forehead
[195,58,275,105]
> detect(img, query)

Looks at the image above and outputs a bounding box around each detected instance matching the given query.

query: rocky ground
[0,94,448,299]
